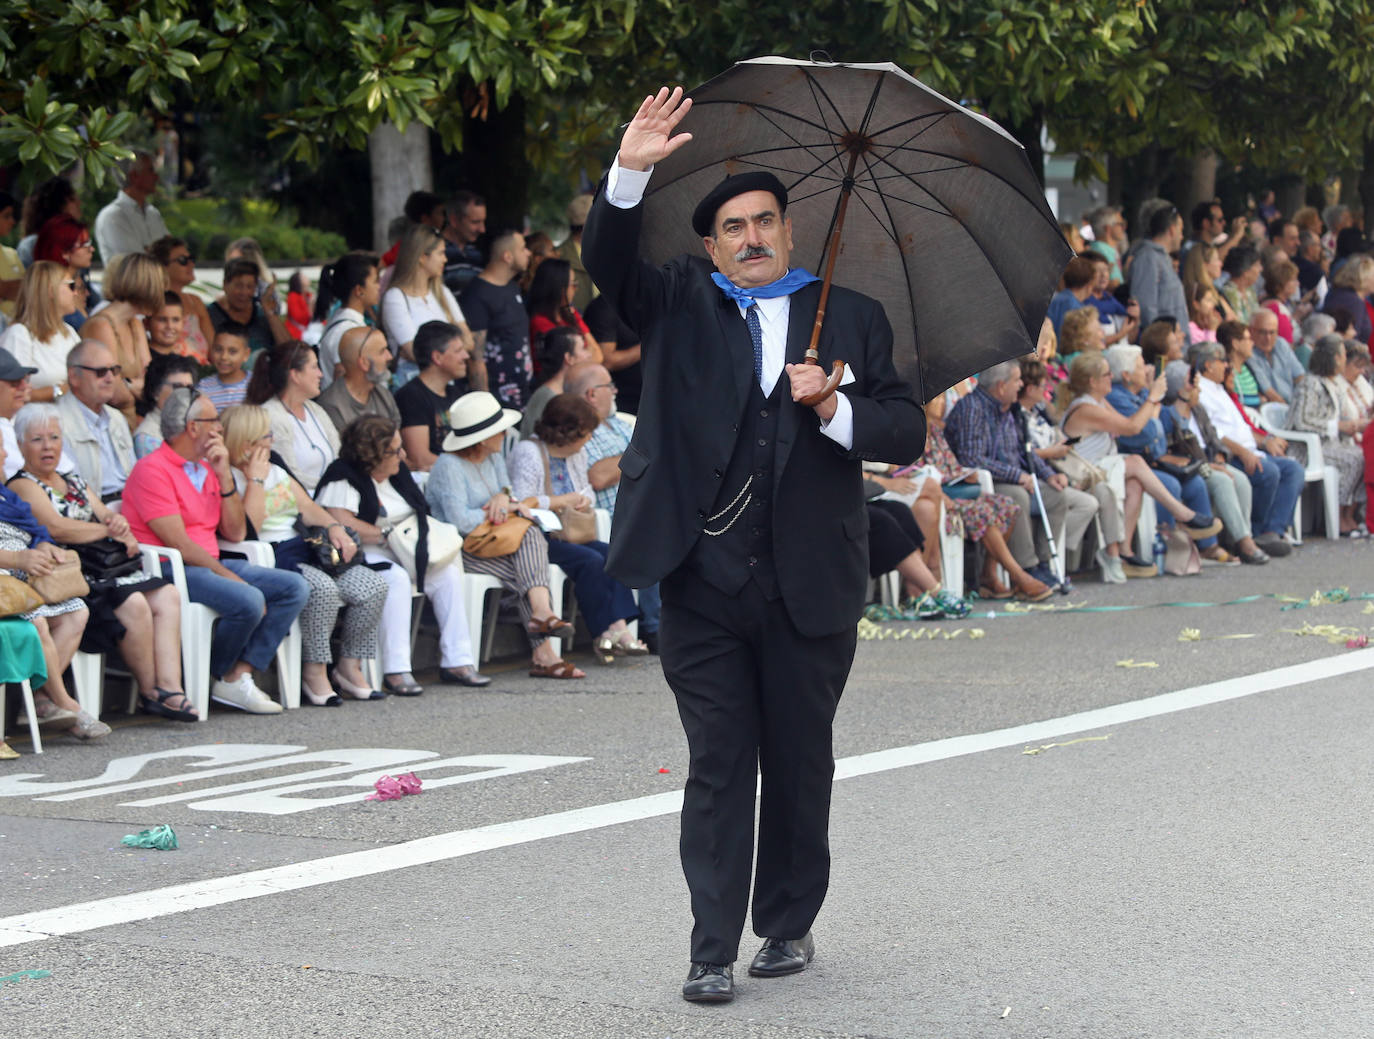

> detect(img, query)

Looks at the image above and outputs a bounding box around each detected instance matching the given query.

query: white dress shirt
[93,190,169,263]
[1196,376,1258,452]
[604,161,854,449]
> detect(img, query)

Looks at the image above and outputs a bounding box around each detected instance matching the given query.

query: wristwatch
[250,477,266,486]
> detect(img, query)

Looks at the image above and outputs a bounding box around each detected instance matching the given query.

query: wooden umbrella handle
[797,358,846,406]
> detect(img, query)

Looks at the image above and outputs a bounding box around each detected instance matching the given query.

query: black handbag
[73,537,144,582]
[277,519,361,577]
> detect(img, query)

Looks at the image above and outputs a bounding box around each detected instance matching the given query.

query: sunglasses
[73,240,93,249]
[171,255,196,266]
[64,280,76,291]
[73,363,123,378]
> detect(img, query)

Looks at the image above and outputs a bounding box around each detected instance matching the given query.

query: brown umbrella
[637,56,1073,403]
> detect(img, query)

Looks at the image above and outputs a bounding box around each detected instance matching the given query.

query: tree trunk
[368,121,433,252]
[1275,177,1305,220]
[1340,168,1361,207]
[462,93,531,232]
[1359,137,1374,221]
[1181,150,1217,215]
[1107,154,1125,207]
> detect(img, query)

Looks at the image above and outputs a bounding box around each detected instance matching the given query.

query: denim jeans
[636,582,661,634]
[1245,452,1305,537]
[179,558,310,678]
[546,538,638,636]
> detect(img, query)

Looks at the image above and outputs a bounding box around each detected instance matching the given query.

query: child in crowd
[1188,286,1222,344]
[147,290,208,364]
[199,330,252,411]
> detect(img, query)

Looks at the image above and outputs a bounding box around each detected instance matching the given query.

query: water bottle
[1153,529,1167,575]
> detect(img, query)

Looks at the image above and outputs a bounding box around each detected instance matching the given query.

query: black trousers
[867,499,924,578]
[660,570,858,964]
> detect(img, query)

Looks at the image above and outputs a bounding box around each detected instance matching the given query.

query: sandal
[0,740,18,760]
[976,584,1013,600]
[1012,580,1054,602]
[529,658,585,679]
[139,687,199,722]
[592,635,618,665]
[527,615,576,638]
[612,630,650,656]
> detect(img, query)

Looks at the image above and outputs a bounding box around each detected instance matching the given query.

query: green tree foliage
[0,0,648,184]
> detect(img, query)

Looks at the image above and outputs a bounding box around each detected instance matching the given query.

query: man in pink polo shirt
[123,387,309,713]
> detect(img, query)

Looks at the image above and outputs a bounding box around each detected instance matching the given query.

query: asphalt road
[3,538,1374,1038]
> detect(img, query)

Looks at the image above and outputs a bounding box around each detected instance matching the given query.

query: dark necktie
[745,305,763,385]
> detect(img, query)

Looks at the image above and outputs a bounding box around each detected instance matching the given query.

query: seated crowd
[0,173,654,758]
[2,169,1370,755]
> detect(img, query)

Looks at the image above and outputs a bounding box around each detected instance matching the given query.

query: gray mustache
[734,245,775,262]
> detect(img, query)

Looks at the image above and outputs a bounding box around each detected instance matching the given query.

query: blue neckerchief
[711,268,820,309]
[0,485,52,547]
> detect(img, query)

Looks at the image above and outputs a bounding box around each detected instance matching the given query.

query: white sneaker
[1096,548,1127,584]
[211,674,283,714]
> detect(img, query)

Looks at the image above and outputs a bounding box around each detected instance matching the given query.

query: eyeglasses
[171,255,196,266]
[73,363,122,378]
[184,388,222,427]
[73,240,93,250]
[382,446,402,457]
[592,382,616,391]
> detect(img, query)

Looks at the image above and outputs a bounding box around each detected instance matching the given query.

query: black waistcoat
[684,376,783,600]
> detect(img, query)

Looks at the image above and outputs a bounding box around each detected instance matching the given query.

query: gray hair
[1090,205,1121,240]
[1190,341,1225,370]
[12,402,61,445]
[1301,312,1336,342]
[1298,229,1321,251]
[1104,343,1143,381]
[1309,334,1346,377]
[161,386,201,440]
[118,150,155,187]
[976,359,1021,390]
[1322,204,1350,231]
[66,338,111,370]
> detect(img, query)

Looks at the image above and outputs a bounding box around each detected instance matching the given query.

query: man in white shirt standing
[93,152,169,263]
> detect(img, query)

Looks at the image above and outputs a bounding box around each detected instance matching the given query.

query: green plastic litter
[0,969,52,985]
[120,824,178,850]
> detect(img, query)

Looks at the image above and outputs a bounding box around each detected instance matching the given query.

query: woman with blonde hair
[1057,305,1104,359]
[221,404,389,704]
[1180,244,1237,322]
[381,225,475,384]
[80,251,165,420]
[0,261,80,401]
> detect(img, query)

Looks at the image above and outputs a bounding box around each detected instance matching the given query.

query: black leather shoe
[748,932,815,977]
[682,962,734,1003]
[439,666,492,687]
[640,629,659,655]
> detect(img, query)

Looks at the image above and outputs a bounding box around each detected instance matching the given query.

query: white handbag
[385,515,464,583]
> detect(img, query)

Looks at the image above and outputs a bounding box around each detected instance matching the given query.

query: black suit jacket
[583,185,925,638]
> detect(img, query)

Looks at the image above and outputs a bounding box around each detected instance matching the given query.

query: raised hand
[618,86,693,172]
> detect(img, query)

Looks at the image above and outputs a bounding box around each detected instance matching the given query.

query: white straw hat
[441,391,522,452]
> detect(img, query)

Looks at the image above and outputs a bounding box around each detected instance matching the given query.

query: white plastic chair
[1259,401,1340,542]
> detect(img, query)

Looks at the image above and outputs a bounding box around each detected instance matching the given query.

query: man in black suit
[583,87,925,1004]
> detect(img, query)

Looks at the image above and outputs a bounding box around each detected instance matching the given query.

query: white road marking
[2,648,1371,948]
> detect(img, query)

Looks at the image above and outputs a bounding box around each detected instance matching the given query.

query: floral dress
[13,469,167,652]
[924,426,1020,542]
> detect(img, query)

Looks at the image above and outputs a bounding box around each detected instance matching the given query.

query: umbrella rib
[865,143,1033,340]
[853,146,924,402]
[865,143,1065,239]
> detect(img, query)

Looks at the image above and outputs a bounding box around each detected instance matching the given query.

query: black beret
[691,171,789,237]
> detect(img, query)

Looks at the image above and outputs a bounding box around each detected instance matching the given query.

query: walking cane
[1020,420,1066,591]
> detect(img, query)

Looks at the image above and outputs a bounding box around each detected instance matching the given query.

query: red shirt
[123,442,223,558]
[529,309,592,381]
